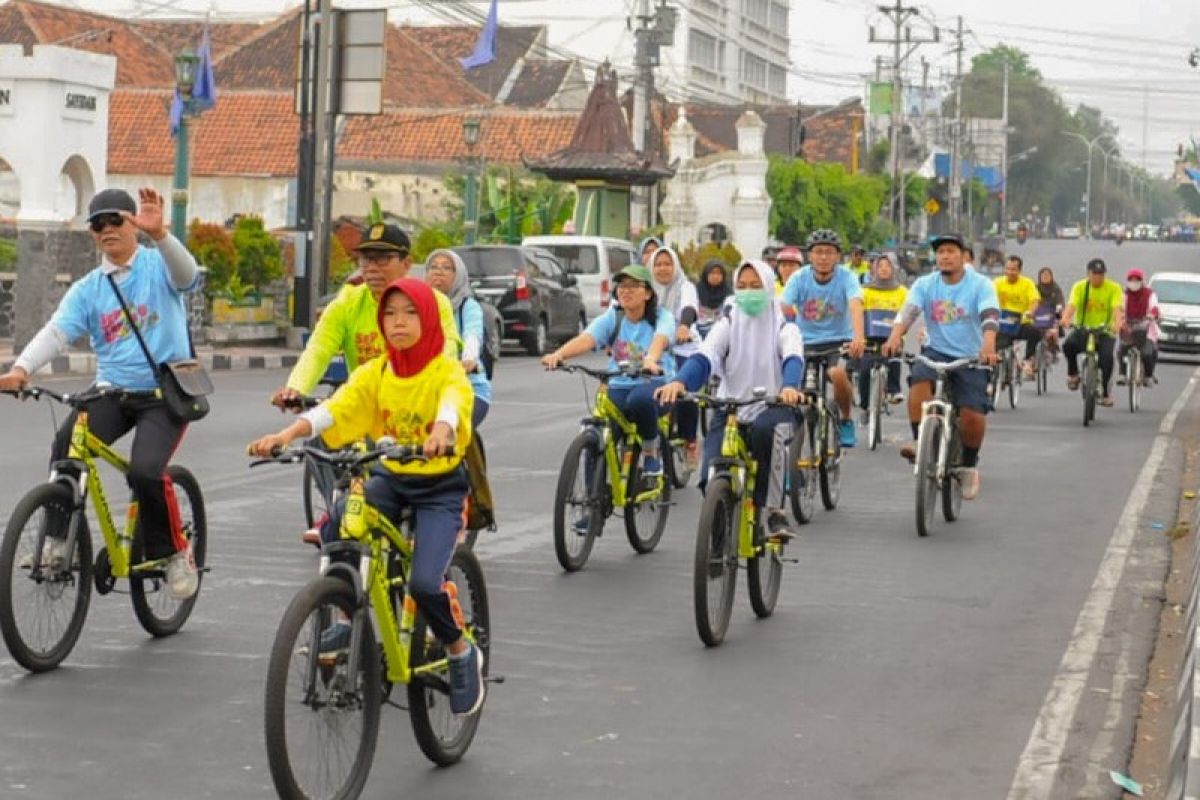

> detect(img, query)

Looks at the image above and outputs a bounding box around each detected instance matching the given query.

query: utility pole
[999,59,1009,239]
[292,0,318,328]
[870,1,937,242]
[949,15,965,231]
[307,0,337,326]
[629,0,676,234]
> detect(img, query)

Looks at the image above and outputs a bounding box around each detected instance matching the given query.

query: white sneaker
[18,538,73,571]
[166,545,199,599]
[960,468,981,500]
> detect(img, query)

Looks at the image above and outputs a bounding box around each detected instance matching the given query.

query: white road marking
[1007,367,1200,798]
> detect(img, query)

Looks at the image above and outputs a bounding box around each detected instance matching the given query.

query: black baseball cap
[355,223,411,254]
[87,188,136,222]
[1086,258,1107,274]
[929,233,966,251]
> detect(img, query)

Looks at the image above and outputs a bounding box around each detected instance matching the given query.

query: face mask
[735,288,770,317]
[1127,281,1143,292]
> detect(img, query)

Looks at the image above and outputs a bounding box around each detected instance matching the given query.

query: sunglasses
[89,213,125,233]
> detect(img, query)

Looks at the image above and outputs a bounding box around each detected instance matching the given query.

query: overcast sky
[65,0,1200,175]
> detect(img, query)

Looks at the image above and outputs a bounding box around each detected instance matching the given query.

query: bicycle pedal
[484,674,506,684]
[781,557,801,564]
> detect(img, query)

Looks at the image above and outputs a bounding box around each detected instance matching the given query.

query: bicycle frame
[914,375,956,484]
[586,382,659,509]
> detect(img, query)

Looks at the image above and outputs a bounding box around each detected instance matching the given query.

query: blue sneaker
[448,643,486,715]
[838,419,857,448]
[641,453,663,477]
[573,515,590,536]
[317,621,351,664]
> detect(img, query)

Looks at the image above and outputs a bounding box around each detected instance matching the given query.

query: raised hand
[122,187,168,241]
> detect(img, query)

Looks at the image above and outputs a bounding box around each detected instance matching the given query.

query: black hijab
[696,259,731,310]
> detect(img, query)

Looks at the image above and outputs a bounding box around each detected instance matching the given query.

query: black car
[452,245,585,356]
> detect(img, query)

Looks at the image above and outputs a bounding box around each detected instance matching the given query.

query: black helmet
[806,229,842,251]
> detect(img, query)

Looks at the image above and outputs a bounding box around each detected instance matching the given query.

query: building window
[741,51,767,90]
[769,1,788,30]
[688,27,720,72]
[741,0,769,26]
[768,64,786,96]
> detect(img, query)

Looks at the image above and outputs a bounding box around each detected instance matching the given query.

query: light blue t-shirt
[52,246,198,391]
[780,265,864,345]
[585,306,676,388]
[904,271,1000,359]
[455,298,493,404]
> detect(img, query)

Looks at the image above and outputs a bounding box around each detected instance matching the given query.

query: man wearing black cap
[884,232,1000,500]
[272,222,461,543]
[1061,258,1124,404]
[0,187,202,598]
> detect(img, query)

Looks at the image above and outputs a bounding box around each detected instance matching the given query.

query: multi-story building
[671,0,792,105]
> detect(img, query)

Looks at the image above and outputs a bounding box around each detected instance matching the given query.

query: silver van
[521,235,638,322]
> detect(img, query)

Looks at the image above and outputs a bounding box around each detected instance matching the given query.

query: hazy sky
[61,0,1200,175]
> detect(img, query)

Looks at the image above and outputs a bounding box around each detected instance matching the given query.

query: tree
[411,224,456,263]
[443,168,575,242]
[676,241,742,278]
[328,234,355,284]
[0,237,16,271]
[186,221,236,291]
[767,156,887,247]
[232,216,283,289]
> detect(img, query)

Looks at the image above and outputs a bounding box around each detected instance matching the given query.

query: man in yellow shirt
[992,255,1042,377]
[1061,258,1124,405]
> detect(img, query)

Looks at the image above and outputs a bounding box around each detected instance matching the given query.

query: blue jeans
[607,378,671,445]
[322,466,468,645]
[699,406,797,510]
[472,397,490,430]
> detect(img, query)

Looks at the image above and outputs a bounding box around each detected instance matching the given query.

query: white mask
[1127,281,1143,292]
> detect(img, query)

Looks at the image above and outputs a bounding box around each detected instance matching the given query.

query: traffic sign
[924,198,940,215]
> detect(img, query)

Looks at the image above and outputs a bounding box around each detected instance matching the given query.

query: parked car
[1058,225,1082,239]
[1150,272,1200,353]
[452,245,585,356]
[521,235,638,321]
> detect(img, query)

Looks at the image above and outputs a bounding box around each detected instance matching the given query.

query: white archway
[0,156,17,220]
[58,154,95,223]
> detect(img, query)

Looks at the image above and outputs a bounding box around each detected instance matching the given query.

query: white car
[521,235,638,322]
[1149,271,1200,352]
[1059,225,1082,239]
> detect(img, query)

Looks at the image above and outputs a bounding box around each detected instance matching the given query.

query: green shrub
[0,237,16,271]
[232,216,283,288]
[186,221,236,291]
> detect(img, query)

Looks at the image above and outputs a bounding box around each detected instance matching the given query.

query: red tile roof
[405,24,542,100]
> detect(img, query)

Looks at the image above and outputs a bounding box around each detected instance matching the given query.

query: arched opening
[698,221,731,246]
[0,156,18,220]
[58,154,95,223]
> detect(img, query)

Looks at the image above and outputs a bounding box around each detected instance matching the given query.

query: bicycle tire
[1036,343,1048,396]
[789,413,818,524]
[0,482,93,673]
[915,416,941,537]
[693,476,738,647]
[942,419,963,523]
[409,545,490,766]
[624,450,671,555]
[1128,351,1141,413]
[1008,355,1021,410]
[264,575,380,800]
[746,517,783,619]
[867,367,882,451]
[130,465,206,637]
[1082,358,1097,426]
[819,409,841,511]
[552,432,601,572]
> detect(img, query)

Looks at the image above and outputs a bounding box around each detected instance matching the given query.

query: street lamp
[462,116,482,245]
[1062,131,1109,238]
[1100,143,1120,229]
[171,48,200,241]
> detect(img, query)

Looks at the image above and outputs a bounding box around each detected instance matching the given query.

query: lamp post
[171,48,199,241]
[1100,143,1119,229]
[462,116,481,245]
[1063,131,1109,238]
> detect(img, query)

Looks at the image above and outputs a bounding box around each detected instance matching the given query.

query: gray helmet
[806,228,842,251]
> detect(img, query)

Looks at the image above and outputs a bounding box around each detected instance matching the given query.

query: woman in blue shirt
[425,249,491,428]
[542,264,675,476]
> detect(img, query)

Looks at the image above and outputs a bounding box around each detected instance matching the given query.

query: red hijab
[377,278,445,378]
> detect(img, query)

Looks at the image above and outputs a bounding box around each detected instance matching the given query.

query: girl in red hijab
[249,277,486,715]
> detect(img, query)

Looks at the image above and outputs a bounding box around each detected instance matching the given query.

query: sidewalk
[0,339,300,376]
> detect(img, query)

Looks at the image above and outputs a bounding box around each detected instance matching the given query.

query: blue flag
[459,0,498,70]
[169,89,184,136]
[193,28,217,110]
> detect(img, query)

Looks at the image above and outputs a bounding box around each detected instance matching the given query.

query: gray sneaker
[448,643,486,715]
[166,545,198,599]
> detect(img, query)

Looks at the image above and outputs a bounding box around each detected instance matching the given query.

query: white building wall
[110,174,292,229]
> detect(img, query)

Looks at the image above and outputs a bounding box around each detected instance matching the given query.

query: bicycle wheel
[130,465,206,637]
[264,575,380,800]
[789,414,818,524]
[1082,358,1097,426]
[552,432,602,572]
[988,360,1003,408]
[0,482,93,673]
[819,410,841,511]
[410,545,490,766]
[1035,343,1048,396]
[914,416,941,537]
[693,476,738,646]
[941,420,963,523]
[1128,351,1141,413]
[746,517,783,619]
[1008,356,1021,410]
[624,451,671,555]
[666,436,695,490]
[867,367,882,451]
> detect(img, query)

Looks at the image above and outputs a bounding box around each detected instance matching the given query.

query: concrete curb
[1,352,299,376]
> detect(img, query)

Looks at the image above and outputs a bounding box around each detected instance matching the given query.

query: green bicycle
[551,364,673,572]
[691,392,800,646]
[0,386,207,672]
[254,439,493,798]
[790,344,845,525]
[1077,326,1108,426]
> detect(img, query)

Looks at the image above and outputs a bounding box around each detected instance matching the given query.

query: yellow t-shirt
[862,285,907,339]
[1068,278,1123,333]
[319,354,474,477]
[993,275,1040,319]
[287,283,461,394]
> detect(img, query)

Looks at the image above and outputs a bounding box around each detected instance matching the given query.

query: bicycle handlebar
[249,438,431,470]
[551,362,657,381]
[681,391,803,409]
[902,353,989,373]
[3,385,157,406]
[277,394,322,411]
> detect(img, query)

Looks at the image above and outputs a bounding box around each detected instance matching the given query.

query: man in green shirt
[1061,258,1124,405]
[271,223,460,408]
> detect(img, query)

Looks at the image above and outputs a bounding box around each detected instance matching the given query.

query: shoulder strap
[106,273,163,376]
[1081,281,1091,326]
[606,307,625,349]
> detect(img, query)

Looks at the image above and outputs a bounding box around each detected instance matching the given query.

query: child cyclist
[656,260,805,542]
[541,264,675,478]
[248,278,484,716]
[857,252,908,414]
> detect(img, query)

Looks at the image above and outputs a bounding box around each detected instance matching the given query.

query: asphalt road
[0,238,1198,800]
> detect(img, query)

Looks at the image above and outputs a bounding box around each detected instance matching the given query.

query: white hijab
[650,246,688,315]
[703,260,794,417]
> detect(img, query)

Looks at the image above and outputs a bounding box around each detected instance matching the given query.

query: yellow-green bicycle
[551,364,673,572]
[689,391,799,646]
[253,438,492,798]
[0,386,207,672]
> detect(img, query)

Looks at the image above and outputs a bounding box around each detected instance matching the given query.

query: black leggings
[51,393,188,561]
[1063,330,1116,397]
